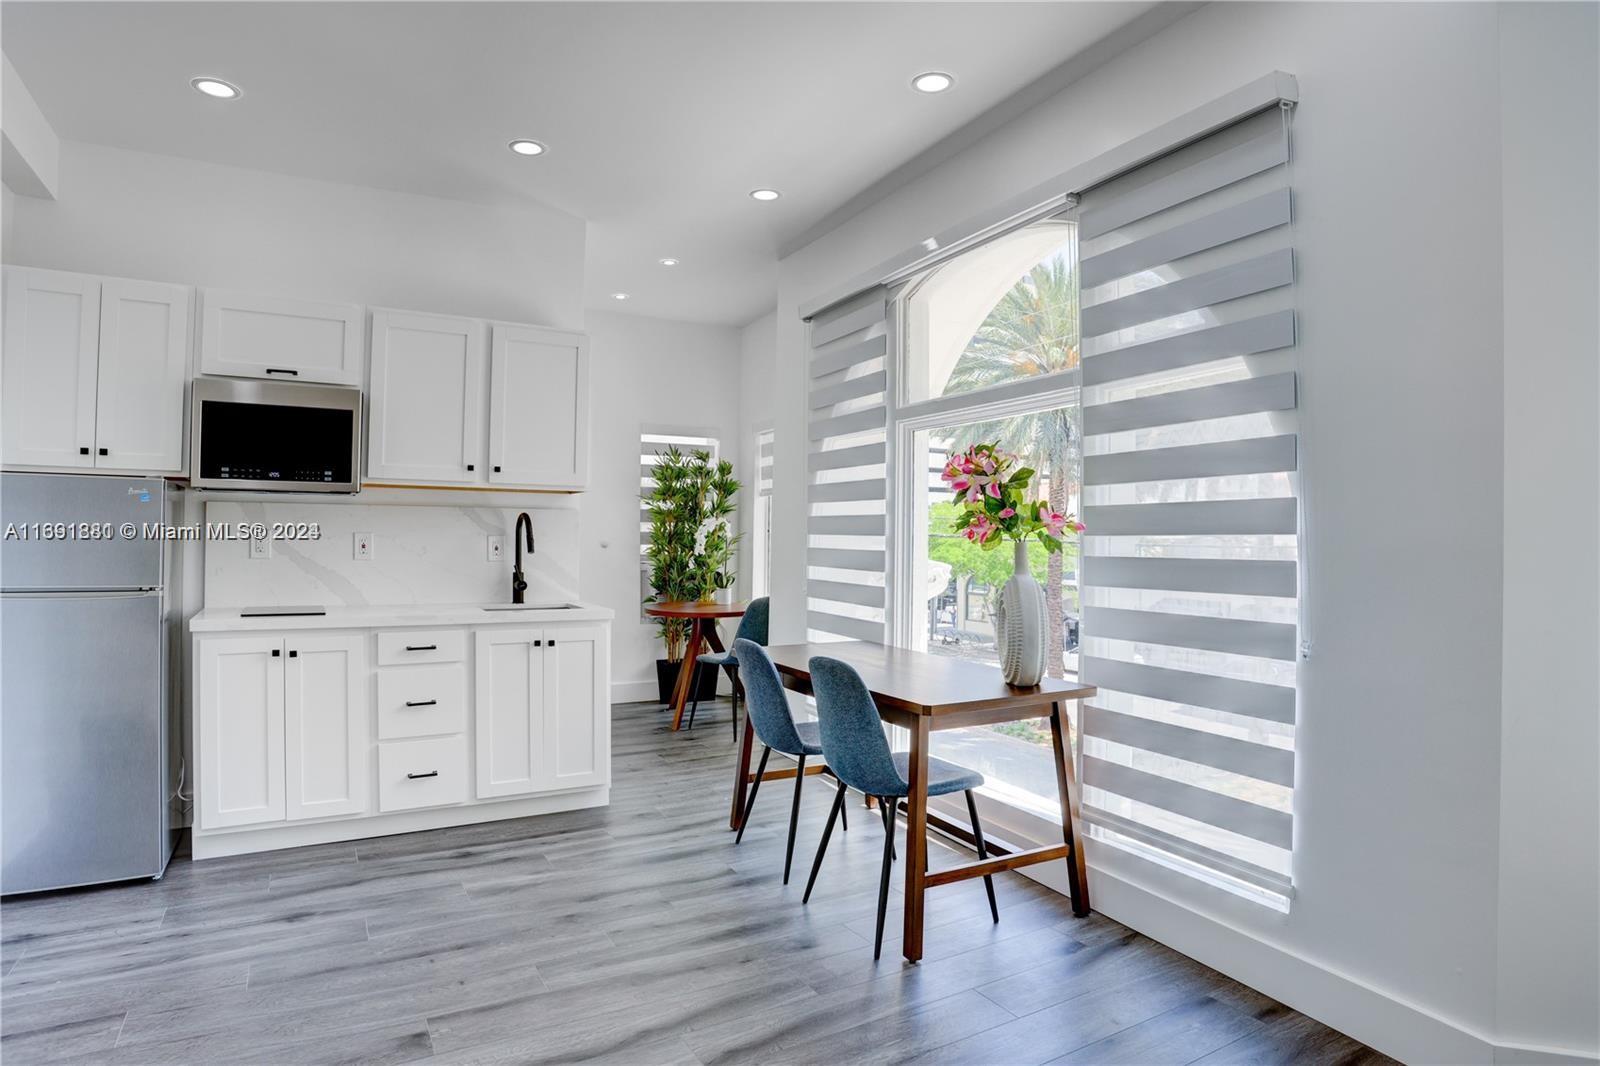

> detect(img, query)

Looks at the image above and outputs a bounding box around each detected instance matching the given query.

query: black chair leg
[686,662,703,730]
[783,754,807,883]
[735,746,770,844]
[965,789,999,924]
[879,798,896,861]
[802,782,846,903]
[839,783,847,832]
[873,796,896,960]
[727,666,741,742]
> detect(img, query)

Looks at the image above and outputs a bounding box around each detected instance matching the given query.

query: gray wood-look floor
[2,701,1392,1065]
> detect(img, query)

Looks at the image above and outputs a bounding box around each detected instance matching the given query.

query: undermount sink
[482,603,579,612]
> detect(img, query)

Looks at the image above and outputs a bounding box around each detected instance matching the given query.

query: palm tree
[943,244,1081,678]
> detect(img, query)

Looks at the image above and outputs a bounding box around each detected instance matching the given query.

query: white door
[474,628,544,798]
[196,636,286,829]
[199,289,363,385]
[2,267,100,469]
[284,633,369,820]
[95,280,191,474]
[368,311,486,484]
[541,625,608,790]
[488,325,587,488]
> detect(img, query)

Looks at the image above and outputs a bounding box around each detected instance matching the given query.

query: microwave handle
[264,367,300,376]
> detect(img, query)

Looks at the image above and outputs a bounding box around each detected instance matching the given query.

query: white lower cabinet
[284,633,369,820]
[193,619,609,852]
[474,625,609,799]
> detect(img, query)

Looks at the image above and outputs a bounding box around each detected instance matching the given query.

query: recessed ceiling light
[190,77,241,100]
[658,258,680,267]
[749,189,781,202]
[611,292,629,301]
[508,139,547,156]
[911,71,955,94]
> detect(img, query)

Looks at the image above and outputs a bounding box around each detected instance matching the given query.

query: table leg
[668,620,706,731]
[902,717,930,963]
[1050,701,1091,917]
[729,709,755,829]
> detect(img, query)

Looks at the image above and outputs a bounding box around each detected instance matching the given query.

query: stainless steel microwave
[189,378,362,493]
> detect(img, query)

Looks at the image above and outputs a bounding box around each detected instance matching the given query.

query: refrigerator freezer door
[0,473,166,590]
[1,590,167,893]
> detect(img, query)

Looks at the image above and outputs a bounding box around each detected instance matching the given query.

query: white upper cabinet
[2,267,101,469]
[200,289,363,386]
[367,310,485,484]
[3,267,191,475]
[95,280,191,473]
[488,324,588,489]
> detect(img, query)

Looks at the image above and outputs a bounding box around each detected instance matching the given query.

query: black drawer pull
[404,699,437,707]
[532,639,542,647]
[546,639,555,646]
[406,771,439,780]
[79,446,90,455]
[98,447,108,456]
[264,367,299,376]
[288,649,297,658]
[466,464,475,471]
[271,649,280,657]
[404,644,437,652]
[493,465,502,473]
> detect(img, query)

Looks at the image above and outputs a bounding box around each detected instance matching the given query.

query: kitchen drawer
[377,629,465,666]
[377,662,466,739]
[378,735,468,812]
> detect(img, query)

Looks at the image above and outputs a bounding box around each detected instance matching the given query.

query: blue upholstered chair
[686,597,770,737]
[803,655,999,959]
[732,636,845,882]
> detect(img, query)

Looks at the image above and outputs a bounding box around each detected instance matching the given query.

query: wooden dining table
[734,641,1096,963]
[643,600,747,731]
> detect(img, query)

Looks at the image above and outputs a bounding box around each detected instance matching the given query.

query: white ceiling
[3,2,1156,325]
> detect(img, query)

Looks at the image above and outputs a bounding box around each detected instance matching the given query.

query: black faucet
[512,512,535,604]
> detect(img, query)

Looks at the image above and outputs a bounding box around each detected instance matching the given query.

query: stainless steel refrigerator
[1,472,181,894]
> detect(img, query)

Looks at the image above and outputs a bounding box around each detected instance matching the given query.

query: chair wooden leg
[874,796,896,960]
[965,789,999,924]
[783,754,807,884]
[802,782,846,903]
[735,746,770,844]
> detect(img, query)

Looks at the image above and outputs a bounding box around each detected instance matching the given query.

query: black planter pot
[656,658,720,706]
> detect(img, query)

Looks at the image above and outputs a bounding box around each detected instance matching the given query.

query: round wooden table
[643,600,748,730]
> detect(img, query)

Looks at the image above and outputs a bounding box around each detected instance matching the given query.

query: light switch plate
[249,533,271,560]
[354,532,373,560]
[487,535,505,562]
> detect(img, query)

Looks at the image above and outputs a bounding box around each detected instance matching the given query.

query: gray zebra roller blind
[1076,104,1300,898]
[805,287,890,643]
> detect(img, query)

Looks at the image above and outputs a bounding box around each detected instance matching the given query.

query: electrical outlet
[487,535,505,562]
[249,533,271,560]
[354,532,373,560]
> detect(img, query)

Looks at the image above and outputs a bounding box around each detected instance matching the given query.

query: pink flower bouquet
[940,442,1083,551]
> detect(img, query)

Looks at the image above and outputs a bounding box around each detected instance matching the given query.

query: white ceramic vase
[995,539,1048,687]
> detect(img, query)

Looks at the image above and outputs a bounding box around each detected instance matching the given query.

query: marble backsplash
[203,500,579,609]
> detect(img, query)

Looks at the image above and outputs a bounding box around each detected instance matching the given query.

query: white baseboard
[611,679,661,704]
[190,787,609,859]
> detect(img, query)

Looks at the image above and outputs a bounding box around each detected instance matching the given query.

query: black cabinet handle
[532,639,542,647]
[79,446,90,455]
[98,448,108,456]
[265,367,299,376]
[404,644,437,652]
[288,650,297,658]
[547,639,556,646]
[493,465,502,473]
[404,699,437,708]
[271,649,280,657]
[466,464,475,471]
[406,771,439,780]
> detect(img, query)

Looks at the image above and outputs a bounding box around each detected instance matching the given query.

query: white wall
[768,3,1598,1060]
[1495,3,1600,1059]
[737,310,777,599]
[3,140,586,328]
[582,310,743,703]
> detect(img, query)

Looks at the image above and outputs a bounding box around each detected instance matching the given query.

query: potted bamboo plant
[644,446,741,703]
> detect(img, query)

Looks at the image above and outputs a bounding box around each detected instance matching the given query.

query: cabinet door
[488,325,587,488]
[284,633,369,820]
[2,267,99,469]
[474,628,543,798]
[368,311,485,484]
[541,625,609,791]
[196,636,285,829]
[95,280,191,474]
[199,289,362,385]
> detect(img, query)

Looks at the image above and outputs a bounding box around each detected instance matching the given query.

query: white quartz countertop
[190,601,615,633]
